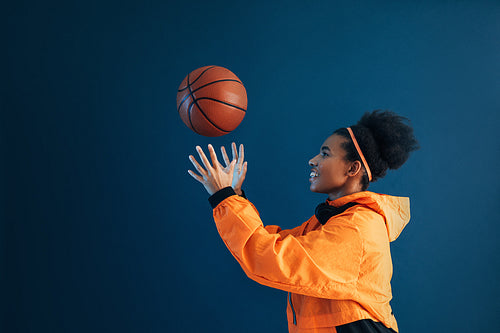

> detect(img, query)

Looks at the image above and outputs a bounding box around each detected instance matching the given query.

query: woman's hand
[220,143,248,196]
[188,144,238,196]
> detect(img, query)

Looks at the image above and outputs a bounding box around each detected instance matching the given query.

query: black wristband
[208,187,237,209]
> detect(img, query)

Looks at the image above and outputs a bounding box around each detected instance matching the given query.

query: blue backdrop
[4,0,499,332]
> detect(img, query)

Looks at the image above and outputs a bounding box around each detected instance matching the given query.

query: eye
[321,152,329,157]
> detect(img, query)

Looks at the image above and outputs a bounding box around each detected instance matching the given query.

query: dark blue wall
[4,0,499,332]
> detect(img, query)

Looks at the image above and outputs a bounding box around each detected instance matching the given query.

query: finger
[221,146,230,167]
[240,161,248,178]
[196,146,213,172]
[208,144,221,169]
[231,142,238,162]
[236,161,248,188]
[189,155,207,177]
[238,144,245,166]
[187,170,204,183]
[229,159,236,174]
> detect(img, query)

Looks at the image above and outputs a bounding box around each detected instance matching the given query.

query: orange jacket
[210,188,410,332]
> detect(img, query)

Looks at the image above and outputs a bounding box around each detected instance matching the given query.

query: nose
[309,156,318,167]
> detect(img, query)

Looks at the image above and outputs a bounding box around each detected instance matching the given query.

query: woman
[188,110,419,333]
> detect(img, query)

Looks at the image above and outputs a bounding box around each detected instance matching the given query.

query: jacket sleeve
[210,188,363,300]
[225,188,300,236]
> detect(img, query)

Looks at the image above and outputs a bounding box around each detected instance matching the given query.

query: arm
[210,188,362,299]
[188,144,362,299]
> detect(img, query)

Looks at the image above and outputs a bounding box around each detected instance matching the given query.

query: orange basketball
[176,66,247,137]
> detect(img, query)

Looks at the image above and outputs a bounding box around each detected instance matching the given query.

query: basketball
[176,65,247,137]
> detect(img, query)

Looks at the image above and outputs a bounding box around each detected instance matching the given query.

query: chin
[309,184,322,193]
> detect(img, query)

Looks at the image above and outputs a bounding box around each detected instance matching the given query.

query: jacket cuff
[208,187,237,209]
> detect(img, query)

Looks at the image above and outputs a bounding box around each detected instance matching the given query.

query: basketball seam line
[186,72,197,132]
[186,75,231,134]
[177,66,217,92]
[177,79,243,114]
[187,99,231,134]
[195,97,247,113]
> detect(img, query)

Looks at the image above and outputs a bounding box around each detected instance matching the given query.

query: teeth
[309,171,319,177]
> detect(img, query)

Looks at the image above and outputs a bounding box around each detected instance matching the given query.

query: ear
[347,160,362,177]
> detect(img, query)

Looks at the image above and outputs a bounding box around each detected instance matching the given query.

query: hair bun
[357,110,419,170]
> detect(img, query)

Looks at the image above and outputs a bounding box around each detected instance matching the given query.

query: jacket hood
[329,191,411,242]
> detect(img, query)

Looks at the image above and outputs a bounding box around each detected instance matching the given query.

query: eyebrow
[321,146,331,152]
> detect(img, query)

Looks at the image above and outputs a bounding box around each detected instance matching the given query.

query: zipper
[288,292,297,325]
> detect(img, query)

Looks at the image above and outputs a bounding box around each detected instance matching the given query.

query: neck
[328,181,363,201]
[328,190,360,201]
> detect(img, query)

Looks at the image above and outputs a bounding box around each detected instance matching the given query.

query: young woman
[188,110,419,333]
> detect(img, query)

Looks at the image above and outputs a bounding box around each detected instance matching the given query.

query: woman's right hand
[221,143,248,196]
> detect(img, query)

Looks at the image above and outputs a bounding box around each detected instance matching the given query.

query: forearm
[209,188,360,299]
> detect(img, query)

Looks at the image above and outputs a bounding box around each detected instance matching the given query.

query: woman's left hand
[188,144,236,195]
[220,143,247,196]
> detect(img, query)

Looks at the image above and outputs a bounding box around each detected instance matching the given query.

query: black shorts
[336,319,397,333]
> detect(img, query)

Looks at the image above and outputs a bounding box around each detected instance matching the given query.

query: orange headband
[346,127,372,182]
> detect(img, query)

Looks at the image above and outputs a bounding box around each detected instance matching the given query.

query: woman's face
[308,134,354,197]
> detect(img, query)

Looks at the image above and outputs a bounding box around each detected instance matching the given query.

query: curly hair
[333,110,419,190]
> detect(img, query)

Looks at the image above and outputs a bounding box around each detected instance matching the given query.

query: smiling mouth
[309,170,319,178]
